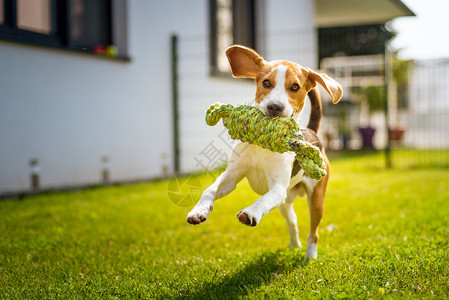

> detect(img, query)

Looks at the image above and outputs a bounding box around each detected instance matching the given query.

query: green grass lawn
[1,152,448,299]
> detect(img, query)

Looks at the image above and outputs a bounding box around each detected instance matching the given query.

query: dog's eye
[291,83,300,92]
[262,80,271,88]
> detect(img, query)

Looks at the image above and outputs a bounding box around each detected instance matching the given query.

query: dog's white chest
[229,142,296,195]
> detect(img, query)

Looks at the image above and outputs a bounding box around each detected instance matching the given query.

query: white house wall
[0,1,209,193]
[265,0,317,68]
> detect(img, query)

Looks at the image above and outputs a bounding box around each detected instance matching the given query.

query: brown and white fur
[186,45,342,259]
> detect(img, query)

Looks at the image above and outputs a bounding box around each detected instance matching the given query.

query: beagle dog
[187,45,342,259]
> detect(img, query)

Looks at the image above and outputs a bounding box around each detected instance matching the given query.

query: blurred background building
[2,0,447,196]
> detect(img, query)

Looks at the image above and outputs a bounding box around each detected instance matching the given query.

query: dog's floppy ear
[307,69,343,104]
[226,45,265,79]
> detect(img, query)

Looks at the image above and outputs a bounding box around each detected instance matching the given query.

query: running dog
[187,45,342,259]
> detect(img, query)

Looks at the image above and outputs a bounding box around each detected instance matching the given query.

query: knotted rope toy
[205,103,326,180]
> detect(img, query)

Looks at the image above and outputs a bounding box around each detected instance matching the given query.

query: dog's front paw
[237,208,262,227]
[186,202,213,225]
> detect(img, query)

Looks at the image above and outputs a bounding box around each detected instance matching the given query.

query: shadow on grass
[181,249,308,299]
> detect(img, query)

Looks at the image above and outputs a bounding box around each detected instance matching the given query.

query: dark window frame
[0,0,128,61]
[68,0,112,52]
[209,0,257,77]
[0,0,64,47]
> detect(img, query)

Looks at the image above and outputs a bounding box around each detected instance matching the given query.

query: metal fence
[172,31,449,174]
[392,58,449,168]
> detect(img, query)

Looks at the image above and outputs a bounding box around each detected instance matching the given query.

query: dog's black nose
[267,103,284,114]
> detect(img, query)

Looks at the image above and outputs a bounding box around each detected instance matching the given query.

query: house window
[210,0,257,75]
[17,0,52,34]
[0,0,60,46]
[0,0,4,25]
[0,0,128,59]
[70,0,111,50]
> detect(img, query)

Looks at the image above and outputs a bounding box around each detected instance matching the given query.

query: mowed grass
[1,152,448,299]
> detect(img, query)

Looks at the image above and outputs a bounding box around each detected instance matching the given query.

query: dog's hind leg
[187,168,244,225]
[305,173,329,259]
[279,187,302,248]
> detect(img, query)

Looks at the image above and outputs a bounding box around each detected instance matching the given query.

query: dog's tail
[307,88,322,133]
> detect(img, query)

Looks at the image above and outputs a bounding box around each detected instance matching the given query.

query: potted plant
[358,85,384,149]
[388,56,412,143]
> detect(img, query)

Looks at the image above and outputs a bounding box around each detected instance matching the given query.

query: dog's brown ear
[307,69,343,104]
[226,45,265,79]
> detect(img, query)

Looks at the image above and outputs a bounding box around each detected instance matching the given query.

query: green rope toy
[205,103,326,180]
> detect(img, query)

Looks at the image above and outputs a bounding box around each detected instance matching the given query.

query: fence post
[384,43,392,168]
[171,34,180,174]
